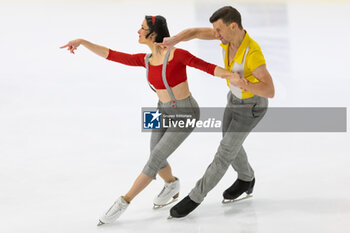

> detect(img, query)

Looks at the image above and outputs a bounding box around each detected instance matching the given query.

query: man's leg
[169,117,252,218]
[222,99,255,182]
[223,96,268,201]
[231,146,254,181]
[170,95,267,218]
[188,120,251,203]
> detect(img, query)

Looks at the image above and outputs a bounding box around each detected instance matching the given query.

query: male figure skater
[158,6,275,218]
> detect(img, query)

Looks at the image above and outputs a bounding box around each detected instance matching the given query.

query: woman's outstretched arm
[60,39,109,58]
[60,39,145,67]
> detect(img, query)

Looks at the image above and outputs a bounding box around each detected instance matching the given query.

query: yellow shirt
[220,31,266,99]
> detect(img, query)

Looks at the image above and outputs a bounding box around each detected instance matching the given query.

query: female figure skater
[60,15,240,225]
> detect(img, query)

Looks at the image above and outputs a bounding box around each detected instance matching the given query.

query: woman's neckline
[149,48,177,67]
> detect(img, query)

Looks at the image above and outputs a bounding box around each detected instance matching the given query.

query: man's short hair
[209,6,243,29]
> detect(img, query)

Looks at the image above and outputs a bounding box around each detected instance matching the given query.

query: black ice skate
[222,178,255,204]
[168,195,200,219]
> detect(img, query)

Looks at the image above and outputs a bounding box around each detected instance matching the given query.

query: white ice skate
[97,196,129,226]
[153,178,180,209]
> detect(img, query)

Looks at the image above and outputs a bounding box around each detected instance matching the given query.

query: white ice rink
[0,0,350,232]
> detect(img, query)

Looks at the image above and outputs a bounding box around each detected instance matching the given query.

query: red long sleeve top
[106,48,216,89]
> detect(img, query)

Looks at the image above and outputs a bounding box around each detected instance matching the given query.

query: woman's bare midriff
[156,81,191,103]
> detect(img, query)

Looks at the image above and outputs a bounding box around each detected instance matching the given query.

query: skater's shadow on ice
[97,208,199,232]
[193,197,350,219]
[185,198,257,219]
[223,197,350,216]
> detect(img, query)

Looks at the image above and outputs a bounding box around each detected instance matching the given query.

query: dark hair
[209,6,243,29]
[145,15,170,43]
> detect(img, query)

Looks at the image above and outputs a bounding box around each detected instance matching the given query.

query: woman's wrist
[78,39,85,45]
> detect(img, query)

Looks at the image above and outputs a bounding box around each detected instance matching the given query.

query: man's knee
[215,141,236,165]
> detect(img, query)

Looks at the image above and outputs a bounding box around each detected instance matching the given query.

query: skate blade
[153,197,178,209]
[167,215,173,220]
[97,220,105,226]
[222,194,253,204]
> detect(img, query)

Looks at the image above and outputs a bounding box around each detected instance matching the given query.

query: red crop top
[106,48,216,89]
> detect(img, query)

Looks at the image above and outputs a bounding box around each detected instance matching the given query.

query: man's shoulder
[246,34,263,53]
[248,42,262,52]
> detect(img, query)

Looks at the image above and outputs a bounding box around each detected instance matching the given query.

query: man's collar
[220,30,250,64]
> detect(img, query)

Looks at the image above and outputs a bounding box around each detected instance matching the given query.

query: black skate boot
[168,195,200,219]
[222,178,255,203]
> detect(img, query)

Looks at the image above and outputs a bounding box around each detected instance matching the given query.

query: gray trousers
[189,92,268,203]
[142,95,200,179]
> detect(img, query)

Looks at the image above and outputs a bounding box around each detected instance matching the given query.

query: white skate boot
[97,196,129,226]
[153,177,180,209]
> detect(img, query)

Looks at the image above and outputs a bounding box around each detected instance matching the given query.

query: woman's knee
[142,154,168,179]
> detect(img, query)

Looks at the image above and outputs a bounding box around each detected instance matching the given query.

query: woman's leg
[124,129,191,203]
[150,128,175,182]
[123,164,176,203]
[157,164,176,183]
[123,172,152,203]
[124,97,199,204]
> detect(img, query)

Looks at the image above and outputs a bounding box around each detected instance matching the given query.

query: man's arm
[241,65,275,98]
[226,65,275,98]
[156,28,217,48]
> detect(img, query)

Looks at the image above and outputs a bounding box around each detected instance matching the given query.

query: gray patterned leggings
[142,95,200,179]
